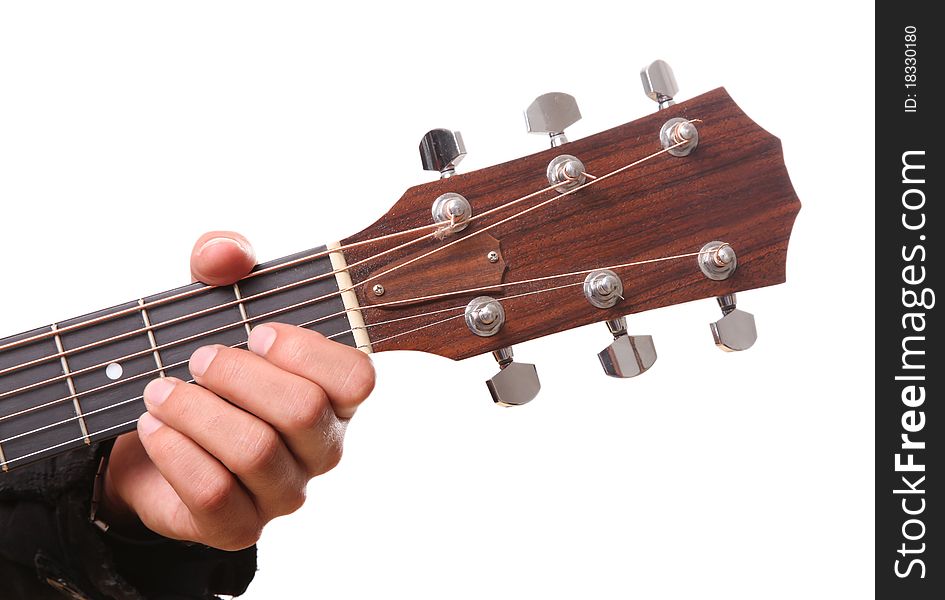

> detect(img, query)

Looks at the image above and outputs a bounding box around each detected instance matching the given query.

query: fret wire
[0,390,140,445]
[1,325,353,464]
[139,299,167,378]
[51,324,91,445]
[3,418,140,468]
[0,277,349,402]
[0,322,349,460]
[0,343,245,426]
[0,136,694,382]
[233,283,253,338]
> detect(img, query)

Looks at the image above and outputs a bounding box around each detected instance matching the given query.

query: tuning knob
[419,128,466,178]
[640,59,679,110]
[524,92,582,147]
[486,347,540,406]
[710,294,757,352]
[597,317,657,378]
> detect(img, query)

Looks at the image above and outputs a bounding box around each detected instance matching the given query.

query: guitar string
[0,134,694,389]
[0,119,663,356]
[0,178,549,373]
[0,245,719,426]
[0,244,715,465]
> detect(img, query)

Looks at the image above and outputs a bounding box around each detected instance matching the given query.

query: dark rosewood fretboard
[0,246,357,471]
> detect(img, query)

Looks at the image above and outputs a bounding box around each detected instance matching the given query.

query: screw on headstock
[524,92,582,148]
[419,128,466,178]
[640,59,679,110]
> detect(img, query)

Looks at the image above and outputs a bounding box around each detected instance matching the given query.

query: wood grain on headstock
[342,88,800,360]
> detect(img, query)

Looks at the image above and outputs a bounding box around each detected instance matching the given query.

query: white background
[0,2,875,598]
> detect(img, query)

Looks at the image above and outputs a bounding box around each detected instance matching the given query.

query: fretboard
[0,245,364,471]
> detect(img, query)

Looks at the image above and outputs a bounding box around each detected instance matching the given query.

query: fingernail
[189,346,219,378]
[138,412,164,436]
[197,236,248,257]
[143,378,175,407]
[248,325,277,356]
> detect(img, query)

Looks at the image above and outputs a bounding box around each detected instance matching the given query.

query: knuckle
[285,383,330,433]
[280,486,308,516]
[323,442,344,473]
[193,475,236,515]
[280,333,311,369]
[316,433,344,475]
[340,353,376,403]
[222,521,263,551]
[213,348,247,382]
[235,425,281,474]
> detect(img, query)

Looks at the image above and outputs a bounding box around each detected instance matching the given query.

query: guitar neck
[0,244,369,471]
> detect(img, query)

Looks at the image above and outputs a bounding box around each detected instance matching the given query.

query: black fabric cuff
[0,442,257,599]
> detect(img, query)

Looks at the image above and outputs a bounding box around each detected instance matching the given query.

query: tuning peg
[524,92,582,147]
[419,128,466,178]
[640,59,679,110]
[710,294,757,352]
[597,317,657,378]
[486,347,540,406]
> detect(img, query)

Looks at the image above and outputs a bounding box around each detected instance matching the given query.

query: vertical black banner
[876,2,942,598]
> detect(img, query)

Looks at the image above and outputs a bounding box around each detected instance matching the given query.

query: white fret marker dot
[106,363,123,380]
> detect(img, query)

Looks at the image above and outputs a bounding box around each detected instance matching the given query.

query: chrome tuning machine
[419,128,466,178]
[463,296,540,406]
[598,317,658,379]
[710,294,757,352]
[640,59,679,110]
[487,347,541,407]
[696,242,757,352]
[524,92,582,148]
[581,269,658,378]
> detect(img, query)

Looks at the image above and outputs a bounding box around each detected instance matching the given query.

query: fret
[0,327,85,470]
[146,284,247,382]
[239,245,355,347]
[138,298,167,377]
[233,283,253,338]
[51,324,91,445]
[58,303,159,443]
[0,242,356,471]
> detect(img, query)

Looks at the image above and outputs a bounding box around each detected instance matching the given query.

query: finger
[187,345,347,477]
[190,230,256,285]
[136,413,262,550]
[246,323,375,418]
[143,377,307,519]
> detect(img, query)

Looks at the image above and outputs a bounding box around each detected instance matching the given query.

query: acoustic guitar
[0,60,800,473]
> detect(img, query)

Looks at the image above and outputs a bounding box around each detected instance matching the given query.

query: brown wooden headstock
[342,87,800,361]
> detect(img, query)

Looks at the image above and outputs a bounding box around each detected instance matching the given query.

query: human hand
[100,231,375,549]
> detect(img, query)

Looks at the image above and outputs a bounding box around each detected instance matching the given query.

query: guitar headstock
[340,61,800,404]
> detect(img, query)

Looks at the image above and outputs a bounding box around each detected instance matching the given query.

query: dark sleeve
[0,441,257,600]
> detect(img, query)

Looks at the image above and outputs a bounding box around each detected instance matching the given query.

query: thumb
[190,231,257,285]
